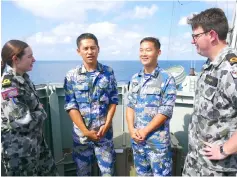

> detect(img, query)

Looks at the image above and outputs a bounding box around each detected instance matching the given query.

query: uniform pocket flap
[143,87,161,95]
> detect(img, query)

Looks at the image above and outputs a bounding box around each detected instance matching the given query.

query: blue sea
[29,60,205,84]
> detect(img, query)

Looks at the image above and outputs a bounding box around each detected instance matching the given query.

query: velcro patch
[204,74,218,87]
[231,70,237,79]
[1,87,19,100]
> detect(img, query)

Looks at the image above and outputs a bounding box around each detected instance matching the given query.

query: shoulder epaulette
[226,53,237,65]
[2,74,13,87]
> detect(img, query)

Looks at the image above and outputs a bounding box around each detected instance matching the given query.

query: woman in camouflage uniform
[1,40,58,176]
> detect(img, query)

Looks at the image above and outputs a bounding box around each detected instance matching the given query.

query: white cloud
[133,4,158,19]
[115,4,158,21]
[13,0,124,22]
[25,21,145,60]
[178,17,188,26]
[178,13,197,26]
[183,32,191,39]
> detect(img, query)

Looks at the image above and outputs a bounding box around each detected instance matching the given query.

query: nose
[32,56,36,62]
[88,48,93,54]
[140,50,147,56]
[191,38,196,44]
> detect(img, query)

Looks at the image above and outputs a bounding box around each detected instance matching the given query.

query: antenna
[178,0,183,5]
[167,1,175,60]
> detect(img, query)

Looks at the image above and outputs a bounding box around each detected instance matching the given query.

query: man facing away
[126,37,177,176]
[64,33,118,176]
[182,8,237,176]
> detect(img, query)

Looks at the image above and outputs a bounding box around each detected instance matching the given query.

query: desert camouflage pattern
[127,65,176,176]
[1,69,58,176]
[183,47,237,175]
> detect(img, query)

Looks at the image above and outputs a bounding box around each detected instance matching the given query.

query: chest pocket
[143,87,162,106]
[202,85,216,101]
[142,87,162,118]
[199,84,217,120]
[74,83,89,103]
[21,85,39,111]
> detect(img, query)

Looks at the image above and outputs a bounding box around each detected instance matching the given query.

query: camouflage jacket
[1,69,47,157]
[64,62,118,144]
[127,65,177,147]
[189,46,237,171]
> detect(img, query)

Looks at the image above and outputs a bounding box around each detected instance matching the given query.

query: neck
[208,41,227,62]
[13,68,25,76]
[144,65,157,74]
[84,62,97,72]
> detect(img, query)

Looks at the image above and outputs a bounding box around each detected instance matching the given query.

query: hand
[138,128,148,140]
[201,142,227,160]
[84,130,100,141]
[97,125,108,139]
[130,128,144,143]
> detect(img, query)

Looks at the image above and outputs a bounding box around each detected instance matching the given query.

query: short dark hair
[140,37,161,49]
[76,33,99,48]
[187,8,229,40]
[1,40,29,67]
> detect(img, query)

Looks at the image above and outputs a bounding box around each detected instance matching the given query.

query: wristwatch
[220,145,228,156]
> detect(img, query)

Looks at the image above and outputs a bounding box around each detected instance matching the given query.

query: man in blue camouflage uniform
[183,8,237,176]
[64,33,118,176]
[126,37,177,176]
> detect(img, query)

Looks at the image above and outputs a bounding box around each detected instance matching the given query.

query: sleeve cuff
[64,104,78,111]
[158,105,174,118]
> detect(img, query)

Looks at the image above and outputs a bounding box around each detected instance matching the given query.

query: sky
[1,0,236,61]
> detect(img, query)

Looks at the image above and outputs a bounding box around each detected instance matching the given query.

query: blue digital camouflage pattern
[72,127,116,176]
[64,62,118,176]
[127,65,177,176]
[1,69,58,176]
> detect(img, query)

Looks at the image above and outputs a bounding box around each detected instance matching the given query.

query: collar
[78,62,103,74]
[8,68,29,84]
[138,64,160,78]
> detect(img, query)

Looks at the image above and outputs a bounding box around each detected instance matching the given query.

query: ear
[98,46,100,53]
[12,55,18,62]
[157,49,161,56]
[77,48,81,56]
[209,30,218,42]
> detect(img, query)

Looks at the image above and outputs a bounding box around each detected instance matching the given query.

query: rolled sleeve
[109,70,119,105]
[158,76,177,118]
[64,76,78,111]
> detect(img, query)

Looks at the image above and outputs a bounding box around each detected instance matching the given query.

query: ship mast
[227,0,237,49]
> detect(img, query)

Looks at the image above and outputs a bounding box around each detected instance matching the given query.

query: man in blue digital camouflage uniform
[126,37,177,176]
[64,33,118,176]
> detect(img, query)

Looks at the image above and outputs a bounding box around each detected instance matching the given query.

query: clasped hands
[83,125,108,141]
[130,128,148,143]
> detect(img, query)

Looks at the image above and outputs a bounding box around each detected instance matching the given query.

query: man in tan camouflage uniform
[182,8,237,176]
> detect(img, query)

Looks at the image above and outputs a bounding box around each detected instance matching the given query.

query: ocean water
[29,60,205,84]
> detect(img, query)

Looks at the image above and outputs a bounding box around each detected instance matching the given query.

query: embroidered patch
[2,79,11,86]
[231,70,237,79]
[226,53,237,65]
[1,87,19,100]
[230,57,237,64]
